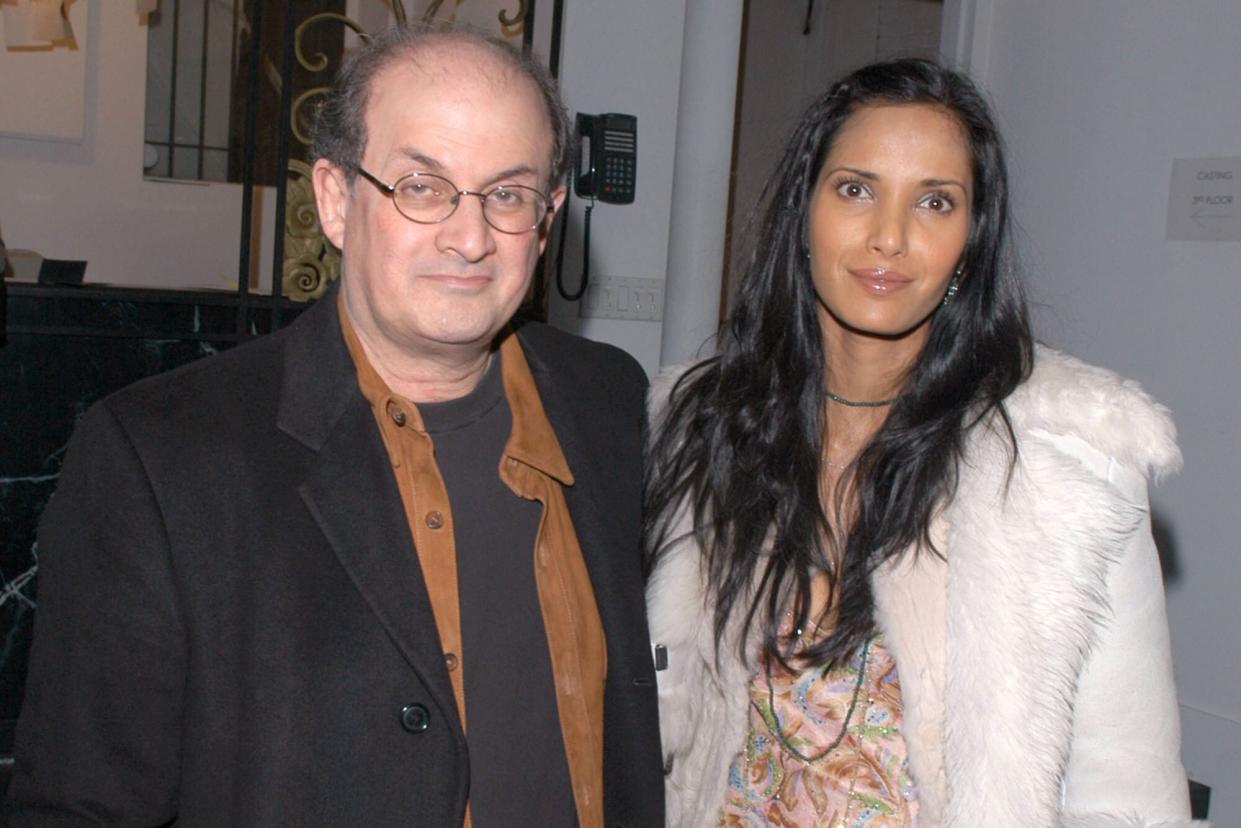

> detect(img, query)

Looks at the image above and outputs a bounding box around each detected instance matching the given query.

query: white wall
[0,0,273,293]
[658,0,743,367]
[947,0,1241,819]
[546,0,689,373]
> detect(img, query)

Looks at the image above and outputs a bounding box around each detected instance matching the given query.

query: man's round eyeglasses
[352,165,553,235]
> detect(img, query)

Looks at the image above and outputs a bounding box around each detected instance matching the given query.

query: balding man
[7,26,663,827]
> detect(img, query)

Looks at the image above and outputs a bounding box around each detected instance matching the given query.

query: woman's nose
[867,203,908,257]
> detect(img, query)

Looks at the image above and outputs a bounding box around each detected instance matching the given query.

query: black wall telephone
[574,113,637,204]
[556,113,638,301]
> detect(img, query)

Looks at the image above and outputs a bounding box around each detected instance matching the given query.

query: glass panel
[143,0,348,184]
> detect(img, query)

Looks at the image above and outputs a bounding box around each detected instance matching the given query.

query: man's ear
[312,159,349,250]
[538,184,568,254]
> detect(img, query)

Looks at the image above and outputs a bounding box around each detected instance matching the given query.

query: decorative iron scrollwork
[498,1,527,27]
[420,0,528,27]
[282,160,340,301]
[296,13,368,73]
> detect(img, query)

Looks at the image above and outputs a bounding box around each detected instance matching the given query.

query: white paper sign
[1166,157,1241,242]
[0,0,86,141]
[0,0,68,47]
[28,0,69,42]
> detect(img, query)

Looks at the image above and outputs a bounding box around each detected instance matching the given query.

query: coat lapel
[516,332,649,664]
[276,293,464,741]
[515,335,616,603]
[872,535,949,826]
[939,421,1145,825]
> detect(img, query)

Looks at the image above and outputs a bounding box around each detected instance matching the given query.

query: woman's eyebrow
[826,165,878,180]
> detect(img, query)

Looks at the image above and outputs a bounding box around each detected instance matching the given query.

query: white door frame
[939,0,995,77]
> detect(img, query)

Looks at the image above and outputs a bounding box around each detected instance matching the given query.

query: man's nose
[435,193,496,262]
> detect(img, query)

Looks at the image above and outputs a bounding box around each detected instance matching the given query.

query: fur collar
[1007,348,1181,480]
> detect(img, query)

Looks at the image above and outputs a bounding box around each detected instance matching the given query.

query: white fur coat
[647,347,1206,827]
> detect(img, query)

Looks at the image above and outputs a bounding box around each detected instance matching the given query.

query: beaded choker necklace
[824,388,896,408]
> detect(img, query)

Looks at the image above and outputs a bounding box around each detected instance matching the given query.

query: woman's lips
[848,267,912,294]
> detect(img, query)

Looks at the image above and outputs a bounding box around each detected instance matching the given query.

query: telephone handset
[555,112,637,301]
[574,113,637,204]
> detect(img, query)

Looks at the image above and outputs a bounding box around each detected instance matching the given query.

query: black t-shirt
[419,355,576,827]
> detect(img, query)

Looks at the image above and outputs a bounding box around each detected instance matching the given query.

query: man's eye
[488,188,532,210]
[399,182,438,200]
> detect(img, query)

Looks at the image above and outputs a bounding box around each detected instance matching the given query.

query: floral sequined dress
[719,634,918,827]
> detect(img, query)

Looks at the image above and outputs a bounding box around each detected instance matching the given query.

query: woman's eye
[835,180,869,199]
[920,192,955,213]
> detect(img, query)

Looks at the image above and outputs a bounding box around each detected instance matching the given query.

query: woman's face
[807,103,973,348]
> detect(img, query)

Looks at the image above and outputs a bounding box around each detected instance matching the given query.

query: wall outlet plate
[578,275,664,322]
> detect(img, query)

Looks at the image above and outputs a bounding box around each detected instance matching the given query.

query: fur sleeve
[1058,463,1206,826]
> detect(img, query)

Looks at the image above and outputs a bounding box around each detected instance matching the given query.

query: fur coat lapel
[647,347,1191,827]
[878,389,1152,823]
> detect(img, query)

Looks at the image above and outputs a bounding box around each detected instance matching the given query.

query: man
[6,26,663,827]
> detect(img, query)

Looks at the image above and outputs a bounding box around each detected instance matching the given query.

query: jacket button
[425,510,444,529]
[387,402,407,426]
[444,652,459,671]
[400,703,430,733]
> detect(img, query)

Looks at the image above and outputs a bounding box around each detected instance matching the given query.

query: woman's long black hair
[644,58,1034,669]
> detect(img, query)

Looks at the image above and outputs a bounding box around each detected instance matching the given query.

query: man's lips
[419,273,492,288]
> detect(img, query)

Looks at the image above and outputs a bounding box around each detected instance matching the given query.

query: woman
[645,59,1199,827]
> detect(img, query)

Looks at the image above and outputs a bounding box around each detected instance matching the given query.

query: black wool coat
[5,292,664,827]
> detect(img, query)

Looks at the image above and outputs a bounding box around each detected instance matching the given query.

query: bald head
[311,24,572,189]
